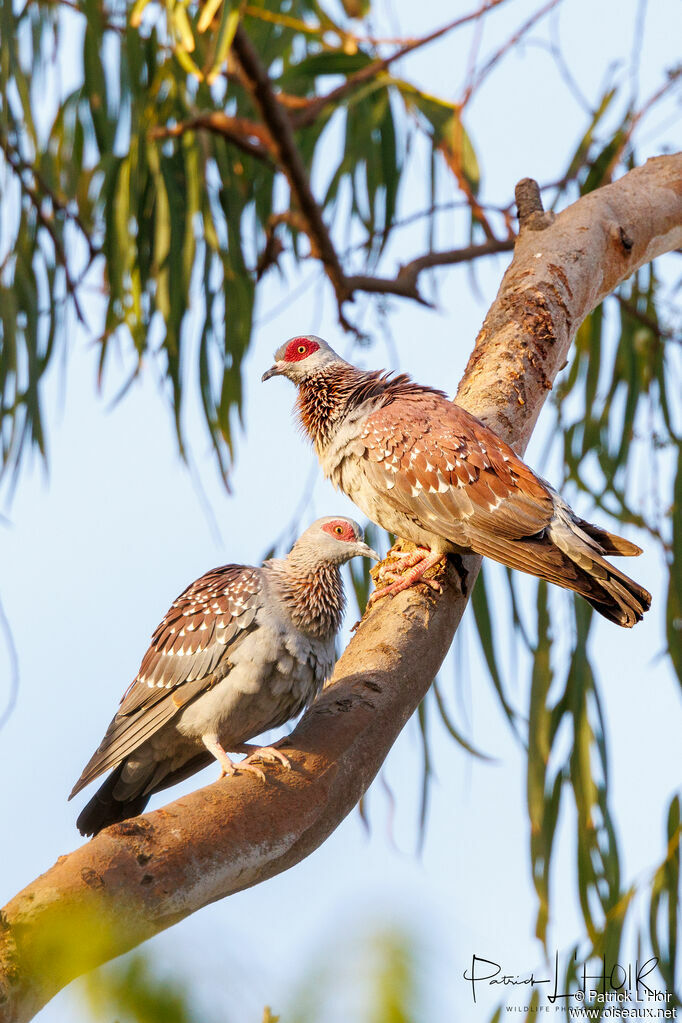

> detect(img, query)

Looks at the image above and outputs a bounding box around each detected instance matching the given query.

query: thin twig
[0,129,88,325]
[1,137,97,264]
[291,0,511,129]
[602,69,682,181]
[345,238,515,303]
[338,198,512,261]
[614,293,675,342]
[232,26,352,317]
[461,6,487,108]
[547,8,592,114]
[149,113,274,163]
[0,591,19,734]
[461,0,563,106]
[629,0,649,109]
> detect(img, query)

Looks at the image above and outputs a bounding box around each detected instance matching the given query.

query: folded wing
[69,565,263,798]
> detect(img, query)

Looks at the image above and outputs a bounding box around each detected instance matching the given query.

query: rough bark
[1,154,681,1023]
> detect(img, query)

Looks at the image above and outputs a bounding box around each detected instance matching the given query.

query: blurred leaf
[84,952,210,1023]
[281,50,374,81]
[649,796,681,1003]
[416,698,431,849]
[396,79,480,195]
[527,582,557,945]
[197,0,225,34]
[206,4,240,82]
[340,0,371,18]
[432,679,493,761]
[471,566,519,732]
[559,87,617,192]
[667,444,682,688]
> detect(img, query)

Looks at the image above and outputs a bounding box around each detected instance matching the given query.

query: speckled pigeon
[70,516,378,837]
[263,335,651,627]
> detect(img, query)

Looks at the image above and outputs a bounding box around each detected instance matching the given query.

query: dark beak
[262,363,282,382]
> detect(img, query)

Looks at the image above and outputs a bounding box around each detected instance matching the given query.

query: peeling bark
[1,154,681,1023]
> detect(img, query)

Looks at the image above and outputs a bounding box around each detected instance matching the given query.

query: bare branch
[1,155,681,1023]
[292,0,511,129]
[149,113,275,164]
[603,69,682,181]
[515,177,556,231]
[614,292,676,342]
[232,26,352,313]
[345,239,516,303]
[460,0,563,107]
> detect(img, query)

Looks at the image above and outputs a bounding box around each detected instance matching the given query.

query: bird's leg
[202,734,266,783]
[370,543,421,589]
[233,741,292,771]
[369,545,446,604]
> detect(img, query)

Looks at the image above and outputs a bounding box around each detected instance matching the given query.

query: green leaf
[563,88,617,186]
[472,566,519,732]
[432,680,493,761]
[281,50,374,81]
[396,79,480,195]
[197,0,224,34]
[667,444,682,689]
[206,5,240,83]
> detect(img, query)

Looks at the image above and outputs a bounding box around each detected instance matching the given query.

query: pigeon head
[289,516,379,566]
[262,335,345,384]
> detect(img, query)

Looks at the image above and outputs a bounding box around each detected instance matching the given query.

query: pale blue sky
[1,0,680,1019]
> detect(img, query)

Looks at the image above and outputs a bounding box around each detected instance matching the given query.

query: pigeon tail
[76,763,151,837]
[545,508,651,628]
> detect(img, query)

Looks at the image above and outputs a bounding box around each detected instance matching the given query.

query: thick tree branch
[1,154,681,1023]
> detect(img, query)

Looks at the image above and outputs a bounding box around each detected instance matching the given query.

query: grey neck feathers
[265,555,345,639]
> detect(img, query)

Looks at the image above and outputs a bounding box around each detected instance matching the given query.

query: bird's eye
[297,345,307,355]
[335,525,343,535]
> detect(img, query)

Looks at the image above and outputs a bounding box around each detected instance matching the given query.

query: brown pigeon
[263,335,650,627]
[70,516,378,836]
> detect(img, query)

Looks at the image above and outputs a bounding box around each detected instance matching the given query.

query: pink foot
[204,736,267,782]
[369,546,446,604]
[237,742,292,771]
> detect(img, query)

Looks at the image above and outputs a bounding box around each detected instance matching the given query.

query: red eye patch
[321,519,356,543]
[284,337,320,362]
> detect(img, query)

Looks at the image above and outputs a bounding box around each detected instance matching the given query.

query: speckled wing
[357,394,558,565]
[69,565,263,798]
